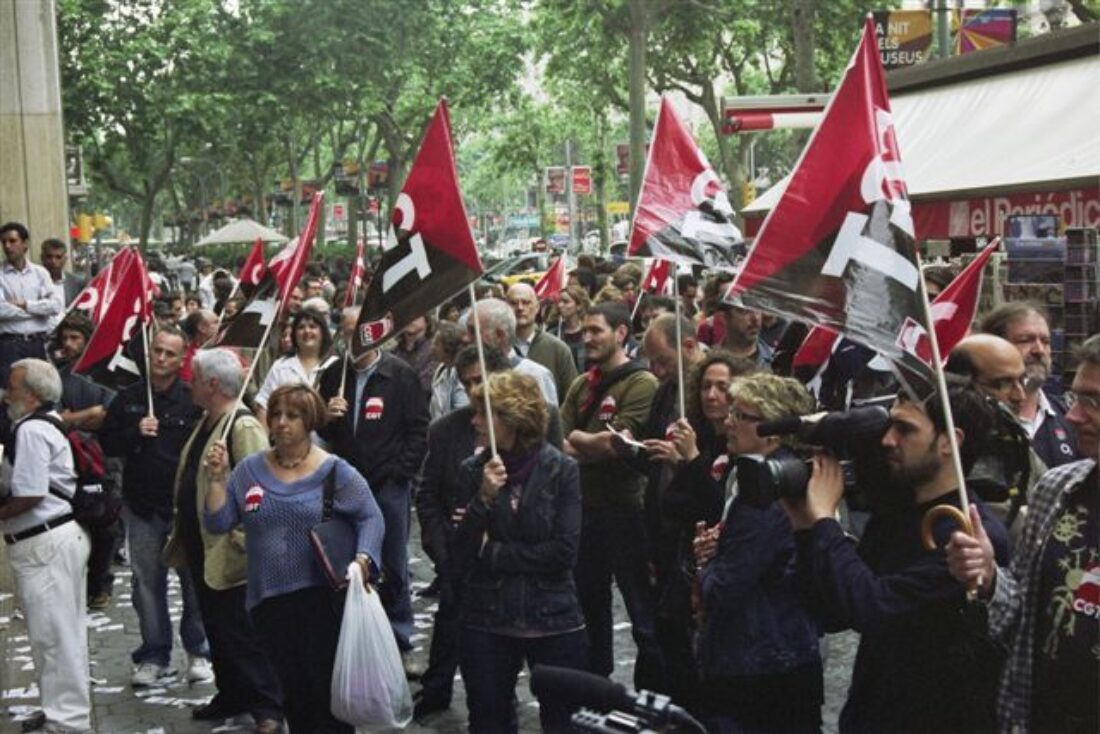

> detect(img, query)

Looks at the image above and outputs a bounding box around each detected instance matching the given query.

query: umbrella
[194,218,288,247]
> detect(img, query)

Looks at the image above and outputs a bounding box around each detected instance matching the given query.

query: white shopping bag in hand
[332,561,413,729]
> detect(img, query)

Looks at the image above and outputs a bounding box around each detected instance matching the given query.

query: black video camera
[735,405,891,509]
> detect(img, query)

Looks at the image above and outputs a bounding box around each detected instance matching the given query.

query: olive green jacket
[162,408,268,590]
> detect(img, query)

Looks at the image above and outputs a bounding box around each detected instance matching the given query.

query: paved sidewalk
[0,523,856,733]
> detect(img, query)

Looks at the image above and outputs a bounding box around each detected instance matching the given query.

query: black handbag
[308,464,356,591]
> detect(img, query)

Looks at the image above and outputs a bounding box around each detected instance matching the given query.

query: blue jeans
[460,627,587,733]
[375,480,414,651]
[124,506,208,666]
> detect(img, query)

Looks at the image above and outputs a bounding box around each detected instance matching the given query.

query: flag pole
[142,319,155,418]
[211,278,242,335]
[337,273,369,399]
[219,302,281,443]
[915,253,969,517]
[467,282,497,457]
[671,261,686,419]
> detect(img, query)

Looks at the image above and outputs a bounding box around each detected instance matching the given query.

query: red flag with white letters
[69,247,136,325]
[628,97,744,268]
[353,99,483,355]
[73,252,154,389]
[534,256,567,302]
[726,18,933,396]
[267,192,323,304]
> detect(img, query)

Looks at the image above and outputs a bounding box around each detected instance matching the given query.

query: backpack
[17,413,122,529]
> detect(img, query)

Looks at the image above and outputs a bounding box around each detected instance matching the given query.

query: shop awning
[742,51,1100,239]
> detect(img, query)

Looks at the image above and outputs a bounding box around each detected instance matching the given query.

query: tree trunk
[593,111,610,252]
[138,182,157,250]
[791,0,818,93]
[627,0,649,209]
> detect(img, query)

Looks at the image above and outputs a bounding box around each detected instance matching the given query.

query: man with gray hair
[1,358,92,733]
[506,283,577,400]
[163,348,283,729]
[466,298,558,404]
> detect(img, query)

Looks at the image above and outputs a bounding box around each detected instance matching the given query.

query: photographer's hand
[806,453,844,522]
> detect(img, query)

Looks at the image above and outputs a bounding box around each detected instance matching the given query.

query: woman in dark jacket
[691,373,823,733]
[453,370,586,734]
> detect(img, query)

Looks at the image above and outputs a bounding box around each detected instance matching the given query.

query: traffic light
[77,213,93,243]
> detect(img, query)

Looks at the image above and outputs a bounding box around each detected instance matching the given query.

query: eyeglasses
[1065,391,1100,412]
[978,376,1027,393]
[730,409,764,423]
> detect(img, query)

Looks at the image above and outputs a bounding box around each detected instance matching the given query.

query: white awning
[743,53,1100,216]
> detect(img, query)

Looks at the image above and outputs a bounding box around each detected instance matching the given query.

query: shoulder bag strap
[321,461,338,521]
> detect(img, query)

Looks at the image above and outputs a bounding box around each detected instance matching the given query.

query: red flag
[794,240,1000,377]
[726,18,933,396]
[343,239,367,308]
[73,252,153,388]
[640,258,674,297]
[239,238,267,295]
[268,192,324,304]
[628,96,743,268]
[534,255,568,302]
[70,248,136,325]
[353,99,483,355]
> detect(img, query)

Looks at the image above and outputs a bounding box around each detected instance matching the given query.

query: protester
[507,282,578,401]
[980,301,1080,467]
[467,298,558,405]
[203,384,384,734]
[255,307,336,425]
[554,285,590,371]
[393,314,438,395]
[782,378,1011,732]
[99,326,212,687]
[428,320,469,422]
[0,222,62,386]
[163,349,283,732]
[39,238,84,331]
[717,300,774,368]
[946,333,1100,734]
[693,373,823,732]
[561,302,663,689]
[1,359,92,733]
[413,345,511,719]
[180,309,219,383]
[454,371,586,733]
[318,324,429,674]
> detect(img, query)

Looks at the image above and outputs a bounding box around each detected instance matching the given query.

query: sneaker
[187,655,214,684]
[131,662,172,687]
[87,592,111,611]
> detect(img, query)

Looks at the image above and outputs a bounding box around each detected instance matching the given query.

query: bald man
[949,334,1029,415]
[506,283,577,401]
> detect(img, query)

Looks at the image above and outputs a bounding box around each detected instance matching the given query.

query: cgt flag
[534,255,568,302]
[640,258,674,297]
[352,99,483,355]
[69,247,137,325]
[239,238,267,297]
[725,17,934,397]
[793,238,1001,404]
[215,193,324,349]
[73,250,155,389]
[628,96,743,269]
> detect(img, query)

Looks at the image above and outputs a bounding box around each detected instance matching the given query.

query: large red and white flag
[239,238,267,296]
[73,251,154,389]
[215,193,324,349]
[343,239,367,308]
[534,255,568,302]
[793,239,1000,400]
[69,248,137,325]
[726,18,933,396]
[628,96,743,269]
[353,99,483,355]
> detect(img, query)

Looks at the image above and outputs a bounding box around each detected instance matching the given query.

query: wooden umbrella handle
[922,503,978,601]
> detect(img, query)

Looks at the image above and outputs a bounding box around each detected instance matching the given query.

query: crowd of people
[0,218,1096,734]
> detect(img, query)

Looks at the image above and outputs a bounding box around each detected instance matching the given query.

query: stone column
[0,0,70,261]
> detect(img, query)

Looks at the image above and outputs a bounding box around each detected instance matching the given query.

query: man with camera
[782,378,1011,733]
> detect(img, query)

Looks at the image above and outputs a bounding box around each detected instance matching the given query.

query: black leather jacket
[453,444,584,633]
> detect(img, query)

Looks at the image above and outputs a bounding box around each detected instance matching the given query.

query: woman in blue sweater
[203,384,384,734]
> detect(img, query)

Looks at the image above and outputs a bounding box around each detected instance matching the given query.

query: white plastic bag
[332,561,413,729]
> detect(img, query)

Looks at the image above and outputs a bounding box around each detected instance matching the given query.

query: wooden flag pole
[337,273,369,399]
[468,282,498,457]
[211,277,242,335]
[142,319,155,418]
[219,302,282,443]
[672,261,686,420]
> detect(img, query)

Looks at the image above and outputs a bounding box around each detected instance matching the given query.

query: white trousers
[8,520,92,732]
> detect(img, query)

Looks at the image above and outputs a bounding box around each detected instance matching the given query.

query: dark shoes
[191,698,246,721]
[254,719,283,734]
[20,711,46,732]
[412,690,450,720]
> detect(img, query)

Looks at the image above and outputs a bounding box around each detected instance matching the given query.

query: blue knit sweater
[204,452,385,610]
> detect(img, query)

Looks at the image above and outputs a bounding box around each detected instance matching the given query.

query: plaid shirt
[988,458,1098,734]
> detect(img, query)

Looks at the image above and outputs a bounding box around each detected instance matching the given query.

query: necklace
[274,445,311,470]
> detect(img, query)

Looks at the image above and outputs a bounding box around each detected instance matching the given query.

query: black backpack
[15,413,121,529]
